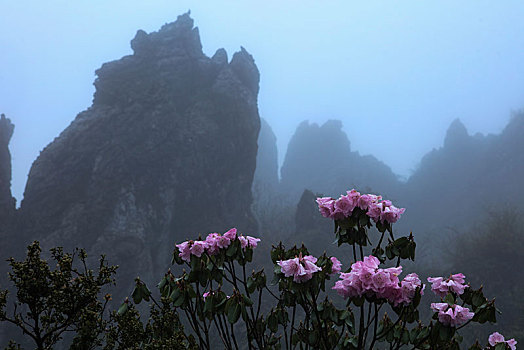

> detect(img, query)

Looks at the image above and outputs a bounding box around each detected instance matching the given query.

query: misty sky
[1,1,524,204]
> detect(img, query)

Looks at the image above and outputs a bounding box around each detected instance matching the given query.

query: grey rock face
[280,120,400,201]
[404,114,524,235]
[253,118,279,191]
[17,12,260,290]
[0,114,15,221]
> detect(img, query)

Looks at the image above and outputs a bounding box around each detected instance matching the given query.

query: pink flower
[246,236,260,248]
[238,235,248,249]
[380,205,406,224]
[334,194,357,217]
[333,256,422,307]
[223,228,237,240]
[371,270,389,291]
[366,202,384,222]
[190,240,208,257]
[303,255,318,264]
[238,235,261,249]
[316,197,335,218]
[216,235,231,249]
[427,273,467,298]
[357,194,382,210]
[330,257,342,275]
[278,257,301,278]
[176,241,192,262]
[277,254,322,283]
[489,332,517,350]
[346,189,361,203]
[430,303,474,327]
[362,255,381,270]
[394,273,424,306]
[205,233,221,255]
[202,291,211,300]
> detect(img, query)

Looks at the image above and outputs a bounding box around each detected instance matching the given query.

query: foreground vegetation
[1,189,518,349]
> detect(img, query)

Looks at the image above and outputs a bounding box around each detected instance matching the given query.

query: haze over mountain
[3,2,524,204]
[258,111,524,249]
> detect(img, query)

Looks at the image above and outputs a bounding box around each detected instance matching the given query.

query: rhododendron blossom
[277,254,322,283]
[316,189,405,224]
[330,257,342,275]
[316,197,335,218]
[427,273,467,298]
[238,235,261,249]
[333,256,423,306]
[430,303,474,327]
[176,228,261,262]
[488,332,517,350]
[176,241,192,262]
[190,240,208,257]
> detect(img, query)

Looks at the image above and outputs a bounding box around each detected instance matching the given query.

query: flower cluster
[332,256,423,306]
[488,332,517,350]
[430,303,474,327]
[316,189,405,223]
[427,273,467,298]
[176,228,261,262]
[277,254,323,283]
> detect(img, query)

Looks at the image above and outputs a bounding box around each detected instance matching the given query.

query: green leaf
[203,296,213,313]
[131,286,142,304]
[117,302,128,315]
[227,303,241,324]
[226,241,238,257]
[268,313,278,333]
[444,293,455,306]
[439,325,454,342]
[141,284,151,301]
[173,291,185,307]
[247,277,256,294]
[157,276,167,290]
[471,293,485,308]
[242,294,254,306]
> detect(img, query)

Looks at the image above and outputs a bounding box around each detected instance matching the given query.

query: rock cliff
[280,120,400,201]
[0,114,15,222]
[404,114,524,235]
[17,12,261,290]
[253,118,279,191]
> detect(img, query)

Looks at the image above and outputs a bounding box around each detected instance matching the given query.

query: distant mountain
[403,114,524,236]
[6,13,260,294]
[279,120,400,201]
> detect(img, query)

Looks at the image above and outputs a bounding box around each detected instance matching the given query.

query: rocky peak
[0,114,15,213]
[0,114,14,145]
[230,47,260,96]
[444,118,469,149]
[130,11,203,58]
[253,118,279,190]
[16,14,261,298]
[280,119,398,200]
[212,48,228,66]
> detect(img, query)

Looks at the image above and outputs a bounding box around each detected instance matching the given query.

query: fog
[2,1,524,203]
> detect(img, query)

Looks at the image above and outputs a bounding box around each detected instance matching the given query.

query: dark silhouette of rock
[0,114,15,221]
[0,114,16,345]
[253,118,279,191]
[403,113,524,237]
[16,12,260,291]
[280,120,400,201]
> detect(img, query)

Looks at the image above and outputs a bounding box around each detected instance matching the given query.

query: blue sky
[1,1,524,203]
